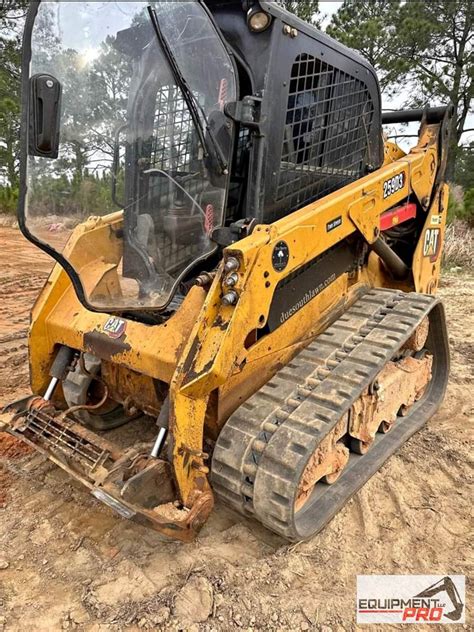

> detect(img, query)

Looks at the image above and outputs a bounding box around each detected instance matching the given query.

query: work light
[247,7,272,32]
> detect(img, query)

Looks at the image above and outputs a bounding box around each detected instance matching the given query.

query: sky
[320,1,343,26]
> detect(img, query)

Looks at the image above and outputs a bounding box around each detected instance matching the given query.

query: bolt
[224,272,239,288]
[283,24,291,36]
[45,79,54,88]
[191,462,209,474]
[222,291,238,306]
[195,271,215,287]
[290,28,298,38]
[224,257,240,273]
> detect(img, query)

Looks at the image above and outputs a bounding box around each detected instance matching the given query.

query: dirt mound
[0,432,33,459]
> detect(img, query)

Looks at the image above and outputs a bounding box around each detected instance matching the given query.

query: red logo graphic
[205,204,215,236]
[218,78,228,110]
[357,575,465,624]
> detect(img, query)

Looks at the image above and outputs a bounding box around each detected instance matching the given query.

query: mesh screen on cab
[277,54,374,213]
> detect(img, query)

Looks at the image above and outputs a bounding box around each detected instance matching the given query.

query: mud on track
[0,226,472,631]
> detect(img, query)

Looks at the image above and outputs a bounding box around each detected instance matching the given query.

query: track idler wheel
[403,317,429,352]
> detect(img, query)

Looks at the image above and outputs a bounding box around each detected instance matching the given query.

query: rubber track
[211,289,449,540]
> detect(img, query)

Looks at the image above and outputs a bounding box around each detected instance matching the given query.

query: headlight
[247,7,272,33]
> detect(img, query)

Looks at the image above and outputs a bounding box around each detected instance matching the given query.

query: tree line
[0,0,472,222]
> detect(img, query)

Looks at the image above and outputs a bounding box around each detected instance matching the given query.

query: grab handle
[29,73,62,158]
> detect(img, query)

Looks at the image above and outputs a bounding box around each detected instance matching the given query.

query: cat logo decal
[423,228,441,262]
[103,317,127,339]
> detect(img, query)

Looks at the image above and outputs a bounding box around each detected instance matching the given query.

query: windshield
[23,1,236,311]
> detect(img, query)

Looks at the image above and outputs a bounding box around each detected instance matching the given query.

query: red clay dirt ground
[0,225,472,631]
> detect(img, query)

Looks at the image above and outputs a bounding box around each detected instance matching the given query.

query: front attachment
[1,398,213,541]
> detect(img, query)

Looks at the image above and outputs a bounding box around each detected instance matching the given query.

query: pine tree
[328,0,473,180]
[0,0,29,194]
[394,0,473,180]
[326,1,401,91]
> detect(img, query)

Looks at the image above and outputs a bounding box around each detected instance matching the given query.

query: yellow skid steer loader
[2,1,451,542]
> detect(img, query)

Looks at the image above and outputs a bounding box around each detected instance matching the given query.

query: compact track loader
[2,1,451,542]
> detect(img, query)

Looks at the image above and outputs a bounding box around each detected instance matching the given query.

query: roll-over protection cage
[207,0,384,225]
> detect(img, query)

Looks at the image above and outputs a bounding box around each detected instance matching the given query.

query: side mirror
[29,73,62,158]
